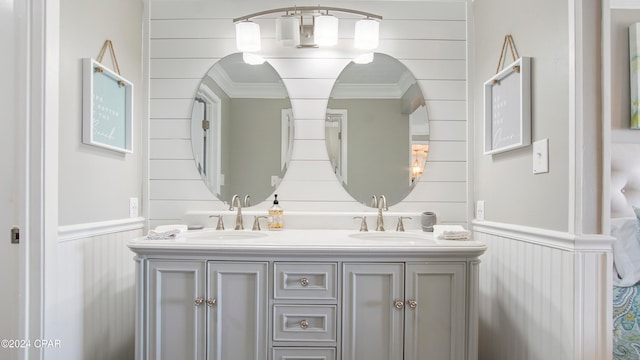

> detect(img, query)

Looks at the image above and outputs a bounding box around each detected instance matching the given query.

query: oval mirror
[325,53,429,206]
[191,53,294,204]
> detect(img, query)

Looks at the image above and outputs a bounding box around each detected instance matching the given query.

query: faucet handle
[209,215,225,230]
[353,216,369,232]
[252,216,267,231]
[396,216,412,232]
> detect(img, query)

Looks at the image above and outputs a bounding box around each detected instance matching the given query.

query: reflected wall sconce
[411,146,428,182]
[234,6,382,63]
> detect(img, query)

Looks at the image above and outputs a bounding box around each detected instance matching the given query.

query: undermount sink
[184,230,268,241]
[348,232,435,243]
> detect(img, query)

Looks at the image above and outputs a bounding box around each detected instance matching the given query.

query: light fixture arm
[233,6,382,23]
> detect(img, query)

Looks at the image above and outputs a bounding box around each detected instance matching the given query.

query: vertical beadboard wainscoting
[54,218,144,359]
[473,221,613,360]
[148,0,468,229]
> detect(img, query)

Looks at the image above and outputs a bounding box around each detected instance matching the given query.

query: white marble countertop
[128,228,487,257]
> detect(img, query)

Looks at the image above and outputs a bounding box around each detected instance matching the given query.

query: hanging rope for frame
[493,34,521,85]
[95,40,126,87]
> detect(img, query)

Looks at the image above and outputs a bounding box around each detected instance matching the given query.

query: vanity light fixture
[354,18,379,50]
[314,13,339,46]
[235,20,261,52]
[242,53,266,65]
[353,52,374,64]
[276,14,300,47]
[233,6,382,62]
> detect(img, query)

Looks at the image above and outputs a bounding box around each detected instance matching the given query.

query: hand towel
[146,225,187,240]
[433,225,470,241]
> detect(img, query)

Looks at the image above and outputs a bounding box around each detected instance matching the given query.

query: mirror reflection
[326,53,429,206]
[191,53,294,204]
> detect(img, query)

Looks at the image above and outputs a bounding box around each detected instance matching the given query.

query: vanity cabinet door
[404,263,466,360]
[147,260,206,360]
[206,261,268,360]
[342,263,405,360]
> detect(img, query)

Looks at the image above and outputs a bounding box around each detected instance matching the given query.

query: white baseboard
[58,217,145,242]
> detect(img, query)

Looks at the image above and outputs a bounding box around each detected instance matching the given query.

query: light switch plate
[476,200,485,221]
[533,138,549,174]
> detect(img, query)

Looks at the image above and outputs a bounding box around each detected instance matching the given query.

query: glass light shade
[242,53,265,65]
[314,14,338,46]
[354,18,379,50]
[353,52,374,64]
[235,21,261,52]
[276,15,300,47]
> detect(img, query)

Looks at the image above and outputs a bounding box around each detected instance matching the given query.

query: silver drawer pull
[206,298,217,307]
[408,300,418,309]
[194,297,204,306]
[300,278,309,287]
[300,320,309,329]
[394,300,404,310]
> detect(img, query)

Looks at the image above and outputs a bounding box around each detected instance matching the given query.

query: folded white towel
[147,227,185,240]
[439,230,471,240]
[154,224,188,233]
[433,225,470,241]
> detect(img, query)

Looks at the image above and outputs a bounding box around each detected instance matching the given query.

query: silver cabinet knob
[300,278,309,287]
[408,300,418,309]
[206,298,217,307]
[300,320,309,329]
[194,297,204,306]
[394,300,404,309]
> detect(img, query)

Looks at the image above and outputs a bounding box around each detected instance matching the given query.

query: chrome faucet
[370,195,378,208]
[229,194,244,230]
[376,195,388,231]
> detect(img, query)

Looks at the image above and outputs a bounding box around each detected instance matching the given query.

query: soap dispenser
[268,194,283,230]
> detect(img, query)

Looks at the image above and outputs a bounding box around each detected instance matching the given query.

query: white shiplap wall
[149,0,468,228]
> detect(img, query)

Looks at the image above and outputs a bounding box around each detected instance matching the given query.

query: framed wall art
[82,57,133,153]
[630,23,640,129]
[483,56,531,155]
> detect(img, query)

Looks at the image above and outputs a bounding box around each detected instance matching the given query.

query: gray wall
[225,98,289,201]
[330,98,410,205]
[472,0,570,231]
[58,0,144,225]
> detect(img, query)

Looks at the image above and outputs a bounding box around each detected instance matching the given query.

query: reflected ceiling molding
[233,6,382,63]
[209,62,288,99]
[331,68,416,99]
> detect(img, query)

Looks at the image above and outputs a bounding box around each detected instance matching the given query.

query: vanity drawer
[272,347,336,360]
[273,305,337,342]
[274,262,337,300]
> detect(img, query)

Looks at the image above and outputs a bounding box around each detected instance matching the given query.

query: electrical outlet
[476,200,485,221]
[129,197,139,218]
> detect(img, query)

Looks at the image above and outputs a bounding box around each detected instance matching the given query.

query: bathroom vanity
[129,229,486,360]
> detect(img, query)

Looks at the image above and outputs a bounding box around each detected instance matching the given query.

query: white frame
[82,58,134,153]
[483,57,531,155]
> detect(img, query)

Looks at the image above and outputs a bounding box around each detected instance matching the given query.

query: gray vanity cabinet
[342,262,466,360]
[145,260,268,360]
[147,260,206,360]
[131,233,485,360]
